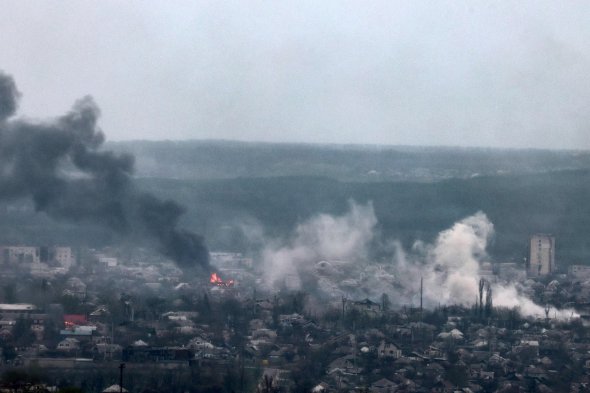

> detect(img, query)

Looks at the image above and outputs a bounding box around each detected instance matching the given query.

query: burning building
[210,272,234,287]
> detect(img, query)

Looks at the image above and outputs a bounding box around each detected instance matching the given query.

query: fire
[209,272,234,287]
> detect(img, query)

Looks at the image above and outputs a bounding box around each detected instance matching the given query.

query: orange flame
[210,272,222,284]
[209,272,234,287]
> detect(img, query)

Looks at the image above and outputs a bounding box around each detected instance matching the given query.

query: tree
[12,318,35,347]
[446,363,468,388]
[3,284,16,303]
[1,368,47,392]
[59,294,84,314]
[257,375,279,393]
[485,283,493,318]
[1,344,16,363]
[381,293,391,312]
[478,278,485,317]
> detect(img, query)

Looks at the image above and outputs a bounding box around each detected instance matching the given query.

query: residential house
[378,341,402,359]
[347,298,381,315]
[371,378,398,393]
[327,355,362,375]
[57,338,80,352]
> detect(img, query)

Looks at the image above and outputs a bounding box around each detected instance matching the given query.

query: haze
[1,1,590,149]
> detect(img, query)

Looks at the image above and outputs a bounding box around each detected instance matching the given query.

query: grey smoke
[0,71,209,269]
[0,74,19,120]
[261,201,377,290]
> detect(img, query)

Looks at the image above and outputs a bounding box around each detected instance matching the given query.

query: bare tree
[485,283,493,317]
[479,278,485,317]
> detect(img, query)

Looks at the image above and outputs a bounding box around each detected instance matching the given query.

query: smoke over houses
[0,71,209,270]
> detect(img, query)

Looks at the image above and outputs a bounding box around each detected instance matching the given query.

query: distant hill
[2,140,590,267]
[106,140,590,182]
[133,169,590,265]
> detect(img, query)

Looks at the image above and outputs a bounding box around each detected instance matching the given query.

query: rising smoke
[399,212,575,318]
[261,201,377,291]
[0,71,209,269]
[261,202,576,319]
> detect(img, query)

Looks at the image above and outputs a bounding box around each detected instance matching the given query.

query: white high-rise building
[528,234,555,276]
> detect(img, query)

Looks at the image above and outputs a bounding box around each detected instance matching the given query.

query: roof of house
[0,303,36,311]
[372,378,397,388]
[102,384,128,392]
[64,314,87,326]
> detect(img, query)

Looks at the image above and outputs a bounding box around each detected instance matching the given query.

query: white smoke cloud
[397,212,577,319]
[423,212,493,305]
[493,284,576,319]
[260,203,577,319]
[261,201,376,290]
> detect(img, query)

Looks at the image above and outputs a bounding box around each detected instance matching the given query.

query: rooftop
[0,303,36,311]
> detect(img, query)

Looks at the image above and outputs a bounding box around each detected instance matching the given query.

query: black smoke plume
[0,71,209,269]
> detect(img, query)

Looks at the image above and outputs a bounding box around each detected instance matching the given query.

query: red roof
[64,314,87,326]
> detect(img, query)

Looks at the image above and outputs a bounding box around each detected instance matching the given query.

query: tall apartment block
[528,234,555,276]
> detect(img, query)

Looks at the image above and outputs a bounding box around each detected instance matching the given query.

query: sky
[1,1,590,149]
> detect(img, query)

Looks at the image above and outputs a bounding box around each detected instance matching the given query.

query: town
[0,234,589,393]
[2,1,590,392]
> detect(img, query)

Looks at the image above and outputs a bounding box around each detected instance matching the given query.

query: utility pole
[420,277,424,350]
[119,363,125,393]
[420,277,423,314]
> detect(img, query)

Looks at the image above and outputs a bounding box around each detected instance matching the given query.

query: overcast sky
[1,1,590,149]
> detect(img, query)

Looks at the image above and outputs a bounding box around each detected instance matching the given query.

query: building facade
[1,246,40,264]
[568,265,590,281]
[53,247,75,268]
[528,234,555,276]
[1,245,74,267]
[0,303,37,319]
